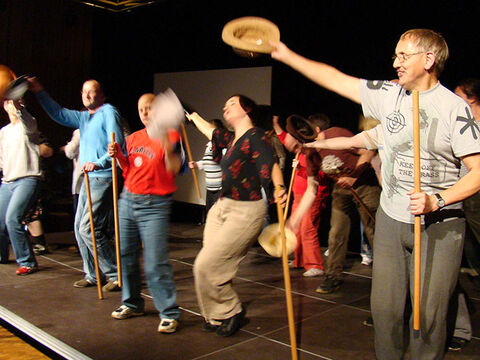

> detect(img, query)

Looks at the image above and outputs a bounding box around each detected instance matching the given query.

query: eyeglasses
[392,52,425,62]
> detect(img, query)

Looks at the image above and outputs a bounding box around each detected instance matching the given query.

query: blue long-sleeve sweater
[37,91,125,178]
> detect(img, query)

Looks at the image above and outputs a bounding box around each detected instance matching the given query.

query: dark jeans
[206,190,221,215]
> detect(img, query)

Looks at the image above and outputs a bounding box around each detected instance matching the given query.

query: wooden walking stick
[412,90,421,333]
[180,121,202,199]
[276,185,298,360]
[284,152,300,221]
[349,188,375,224]
[111,133,122,288]
[84,172,104,300]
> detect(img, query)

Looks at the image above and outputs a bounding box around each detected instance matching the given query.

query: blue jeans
[75,176,117,283]
[119,190,180,320]
[0,177,39,267]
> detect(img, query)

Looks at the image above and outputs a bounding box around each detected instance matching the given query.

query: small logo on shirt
[366,80,394,91]
[386,111,406,134]
[134,156,143,167]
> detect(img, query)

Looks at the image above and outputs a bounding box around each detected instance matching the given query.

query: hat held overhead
[221,16,280,58]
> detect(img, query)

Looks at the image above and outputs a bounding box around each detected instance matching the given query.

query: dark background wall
[1,0,479,144]
[0,0,479,231]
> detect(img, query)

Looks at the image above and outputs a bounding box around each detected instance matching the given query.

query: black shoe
[0,248,9,263]
[315,276,343,294]
[202,321,220,332]
[468,274,480,290]
[33,244,47,255]
[216,307,246,337]
[448,337,468,351]
[362,316,373,327]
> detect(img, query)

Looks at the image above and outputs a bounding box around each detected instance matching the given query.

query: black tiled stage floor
[0,224,479,360]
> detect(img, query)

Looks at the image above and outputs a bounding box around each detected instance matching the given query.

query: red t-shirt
[122,128,181,195]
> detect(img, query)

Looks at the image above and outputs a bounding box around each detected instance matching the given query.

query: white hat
[147,88,185,139]
[258,223,297,258]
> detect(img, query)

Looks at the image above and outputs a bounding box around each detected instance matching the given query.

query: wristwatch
[434,193,446,209]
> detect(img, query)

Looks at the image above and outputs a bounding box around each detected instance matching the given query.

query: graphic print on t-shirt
[457,106,480,140]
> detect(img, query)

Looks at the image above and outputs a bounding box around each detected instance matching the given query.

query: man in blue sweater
[29,77,124,291]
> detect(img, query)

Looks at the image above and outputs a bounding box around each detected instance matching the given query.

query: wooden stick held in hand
[412,90,421,334]
[84,172,104,300]
[276,185,298,360]
[349,188,375,224]
[181,121,202,199]
[284,152,299,222]
[111,133,122,288]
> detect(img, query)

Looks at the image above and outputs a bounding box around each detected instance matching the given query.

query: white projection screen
[154,66,272,205]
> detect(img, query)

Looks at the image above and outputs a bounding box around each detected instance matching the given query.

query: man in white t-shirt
[271,29,480,359]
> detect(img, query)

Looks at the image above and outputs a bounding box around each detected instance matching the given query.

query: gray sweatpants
[371,206,464,360]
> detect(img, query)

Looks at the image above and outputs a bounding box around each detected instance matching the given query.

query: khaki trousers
[193,197,266,323]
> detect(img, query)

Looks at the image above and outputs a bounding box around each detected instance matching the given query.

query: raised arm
[28,77,82,129]
[304,132,368,150]
[270,41,361,104]
[185,112,215,140]
[162,134,182,175]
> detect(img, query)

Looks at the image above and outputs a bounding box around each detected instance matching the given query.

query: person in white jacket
[0,99,42,275]
[62,129,83,213]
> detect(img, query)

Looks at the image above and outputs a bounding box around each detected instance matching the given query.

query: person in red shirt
[273,114,331,277]
[108,93,184,334]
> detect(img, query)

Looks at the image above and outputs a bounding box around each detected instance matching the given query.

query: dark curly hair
[457,78,480,102]
[229,94,259,124]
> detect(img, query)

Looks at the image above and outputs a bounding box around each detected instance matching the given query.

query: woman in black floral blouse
[187,94,286,337]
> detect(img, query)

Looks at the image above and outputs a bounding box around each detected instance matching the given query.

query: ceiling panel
[73,0,164,12]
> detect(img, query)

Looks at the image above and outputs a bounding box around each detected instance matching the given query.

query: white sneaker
[361,256,373,266]
[288,260,295,268]
[158,318,178,333]
[324,249,329,257]
[111,305,144,320]
[303,268,324,277]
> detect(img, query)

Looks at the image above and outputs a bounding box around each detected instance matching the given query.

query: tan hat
[258,223,297,258]
[222,16,280,57]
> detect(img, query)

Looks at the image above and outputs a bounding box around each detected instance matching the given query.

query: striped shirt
[197,141,223,191]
